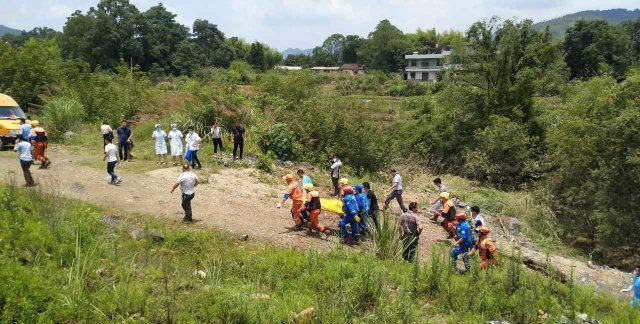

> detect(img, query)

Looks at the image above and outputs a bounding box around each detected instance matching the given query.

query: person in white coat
[152,124,168,165]
[168,124,184,166]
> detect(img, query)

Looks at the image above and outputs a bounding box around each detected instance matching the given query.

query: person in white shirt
[383,169,407,213]
[211,122,223,156]
[14,135,35,186]
[185,127,202,169]
[171,165,199,222]
[100,121,113,147]
[103,138,121,185]
[329,154,342,196]
[152,124,168,165]
[168,124,183,166]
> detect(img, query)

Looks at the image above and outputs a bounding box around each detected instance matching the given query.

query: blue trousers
[339,214,360,240]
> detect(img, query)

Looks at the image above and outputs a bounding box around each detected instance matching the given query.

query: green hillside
[0,24,21,36]
[533,8,640,38]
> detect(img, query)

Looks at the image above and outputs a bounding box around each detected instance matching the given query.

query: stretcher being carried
[319,199,344,215]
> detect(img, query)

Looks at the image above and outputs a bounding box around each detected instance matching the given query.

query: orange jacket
[286,182,303,202]
[478,236,496,260]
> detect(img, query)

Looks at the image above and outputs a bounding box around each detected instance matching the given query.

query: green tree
[0,39,63,107]
[192,19,233,67]
[358,20,410,72]
[171,40,205,76]
[563,20,630,79]
[140,3,189,74]
[248,42,266,71]
[342,35,364,63]
[284,54,310,67]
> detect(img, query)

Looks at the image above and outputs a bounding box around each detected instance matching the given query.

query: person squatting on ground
[277,174,305,228]
[100,121,113,147]
[339,185,360,244]
[399,202,423,262]
[232,122,245,159]
[211,122,223,155]
[171,165,199,223]
[451,211,474,272]
[362,182,380,232]
[430,177,448,221]
[329,154,342,196]
[103,138,121,185]
[299,183,330,237]
[152,124,168,165]
[116,120,133,162]
[383,169,407,213]
[14,135,35,187]
[30,121,51,169]
[467,226,497,269]
[354,184,371,235]
[185,127,202,169]
[434,192,457,239]
[168,124,183,166]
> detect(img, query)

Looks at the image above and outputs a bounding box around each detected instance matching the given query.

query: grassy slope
[1,184,639,323]
[533,9,640,38]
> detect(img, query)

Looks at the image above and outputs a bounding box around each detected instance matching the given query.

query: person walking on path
[103,138,121,185]
[211,122,223,155]
[19,118,32,142]
[100,121,114,147]
[232,122,245,159]
[30,121,51,169]
[168,124,184,166]
[363,182,380,232]
[152,124,168,165]
[185,127,202,169]
[329,154,342,196]
[383,169,407,213]
[116,121,133,162]
[14,135,35,187]
[399,202,423,262]
[171,165,199,223]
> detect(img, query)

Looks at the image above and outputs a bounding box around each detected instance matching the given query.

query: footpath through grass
[0,184,638,323]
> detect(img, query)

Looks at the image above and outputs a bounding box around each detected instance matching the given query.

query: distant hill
[0,24,22,36]
[281,48,313,58]
[533,8,640,39]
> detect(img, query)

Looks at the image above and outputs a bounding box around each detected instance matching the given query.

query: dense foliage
[1,186,638,323]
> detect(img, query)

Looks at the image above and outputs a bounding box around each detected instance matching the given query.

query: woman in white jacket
[168,124,184,166]
[152,124,168,165]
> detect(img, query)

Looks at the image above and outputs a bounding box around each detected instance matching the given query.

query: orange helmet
[455,211,467,220]
[478,226,490,234]
[342,186,354,194]
[283,174,294,182]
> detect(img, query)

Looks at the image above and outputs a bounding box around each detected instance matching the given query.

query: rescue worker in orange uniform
[468,226,498,269]
[277,174,304,228]
[434,192,457,239]
[30,121,51,169]
[299,183,330,237]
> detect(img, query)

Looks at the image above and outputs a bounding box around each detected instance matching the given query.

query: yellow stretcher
[320,199,343,215]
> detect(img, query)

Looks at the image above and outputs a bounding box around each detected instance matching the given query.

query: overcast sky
[1,0,639,50]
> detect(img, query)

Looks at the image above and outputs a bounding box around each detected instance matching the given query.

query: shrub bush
[41,96,86,140]
[258,122,301,161]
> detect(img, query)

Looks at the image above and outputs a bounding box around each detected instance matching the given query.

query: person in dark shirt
[232,121,245,159]
[363,182,380,232]
[116,120,133,161]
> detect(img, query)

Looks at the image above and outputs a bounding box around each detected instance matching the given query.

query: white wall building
[404,50,454,82]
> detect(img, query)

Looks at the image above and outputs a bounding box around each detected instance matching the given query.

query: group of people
[279,163,498,272]
[12,118,51,187]
[99,120,246,185]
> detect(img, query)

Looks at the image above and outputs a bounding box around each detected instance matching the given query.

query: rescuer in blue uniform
[339,186,360,244]
[451,211,473,272]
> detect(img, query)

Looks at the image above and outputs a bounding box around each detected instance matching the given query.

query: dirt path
[0,146,633,299]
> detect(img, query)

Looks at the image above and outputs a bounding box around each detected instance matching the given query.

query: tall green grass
[0,184,638,323]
